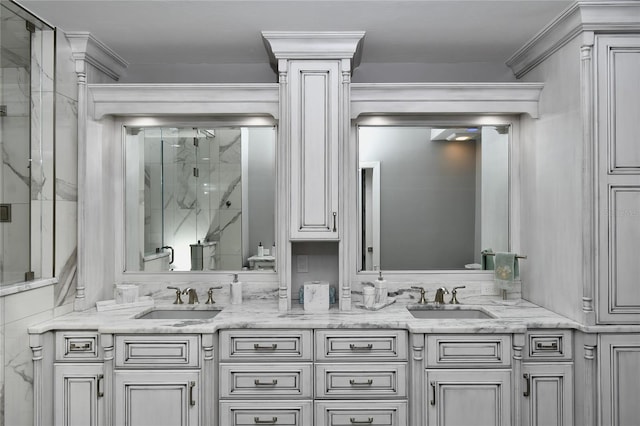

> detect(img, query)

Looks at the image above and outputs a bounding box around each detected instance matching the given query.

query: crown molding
[262,31,365,72]
[351,83,544,118]
[66,31,129,81]
[506,1,640,79]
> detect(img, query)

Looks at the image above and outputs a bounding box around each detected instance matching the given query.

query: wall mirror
[357,121,511,271]
[124,124,276,272]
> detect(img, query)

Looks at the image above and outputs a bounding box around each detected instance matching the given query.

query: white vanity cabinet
[424,335,512,426]
[218,329,314,426]
[111,334,209,426]
[53,331,105,426]
[521,330,573,426]
[314,329,409,426]
[288,60,341,240]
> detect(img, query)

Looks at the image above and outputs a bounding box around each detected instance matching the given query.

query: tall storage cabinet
[596,34,640,324]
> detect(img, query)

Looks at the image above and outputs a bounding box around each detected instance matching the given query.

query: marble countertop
[28,294,584,335]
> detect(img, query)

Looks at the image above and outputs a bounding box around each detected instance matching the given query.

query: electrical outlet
[297,255,308,273]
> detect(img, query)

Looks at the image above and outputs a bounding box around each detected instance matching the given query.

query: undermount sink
[135,307,222,320]
[407,306,495,319]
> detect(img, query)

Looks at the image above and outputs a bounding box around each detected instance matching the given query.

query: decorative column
[409,333,425,425]
[580,31,596,326]
[101,333,114,426]
[202,334,215,424]
[66,33,128,311]
[583,335,597,426]
[29,334,44,426]
[512,333,525,426]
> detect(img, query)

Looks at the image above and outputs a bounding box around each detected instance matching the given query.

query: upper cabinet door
[596,35,640,323]
[289,60,341,240]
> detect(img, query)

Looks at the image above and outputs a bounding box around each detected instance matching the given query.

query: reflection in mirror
[358,125,509,271]
[124,126,276,272]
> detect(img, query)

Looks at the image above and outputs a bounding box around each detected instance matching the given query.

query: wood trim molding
[350,83,544,118]
[66,31,128,81]
[506,1,640,79]
[89,83,280,119]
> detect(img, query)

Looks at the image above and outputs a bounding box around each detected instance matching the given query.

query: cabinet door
[114,370,200,426]
[54,363,105,426]
[426,369,511,426]
[600,334,640,426]
[521,363,573,426]
[289,60,340,240]
[596,35,640,323]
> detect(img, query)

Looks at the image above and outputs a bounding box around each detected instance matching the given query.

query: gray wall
[359,127,477,270]
[246,127,276,264]
[291,242,339,303]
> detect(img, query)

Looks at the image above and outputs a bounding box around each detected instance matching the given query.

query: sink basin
[135,308,222,320]
[407,306,495,319]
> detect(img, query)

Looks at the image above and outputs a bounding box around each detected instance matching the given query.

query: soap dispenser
[230,273,242,304]
[257,242,264,257]
[374,270,388,305]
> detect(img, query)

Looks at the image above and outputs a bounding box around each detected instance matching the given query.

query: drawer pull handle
[349,379,373,386]
[254,343,278,350]
[535,341,559,351]
[69,342,92,351]
[350,418,374,424]
[333,212,337,232]
[189,381,196,406]
[97,374,104,398]
[523,373,530,397]
[254,379,278,386]
[254,417,277,424]
[349,343,373,350]
[430,381,436,405]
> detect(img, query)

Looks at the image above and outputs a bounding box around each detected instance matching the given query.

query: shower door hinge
[193,167,199,178]
[26,21,36,33]
[25,271,35,281]
[193,137,199,147]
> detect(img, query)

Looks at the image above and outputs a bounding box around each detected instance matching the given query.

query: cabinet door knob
[430,381,437,405]
[332,211,337,232]
[523,373,530,397]
[97,374,104,398]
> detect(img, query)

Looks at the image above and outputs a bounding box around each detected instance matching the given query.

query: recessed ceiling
[16,0,571,67]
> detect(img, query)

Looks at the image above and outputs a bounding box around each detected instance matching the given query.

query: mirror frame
[114,115,280,283]
[349,115,522,284]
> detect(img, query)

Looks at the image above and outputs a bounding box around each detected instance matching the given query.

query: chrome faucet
[450,286,466,304]
[167,286,184,304]
[411,286,428,304]
[182,287,199,304]
[434,287,449,304]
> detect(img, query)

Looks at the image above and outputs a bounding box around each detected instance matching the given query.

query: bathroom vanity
[29,295,579,426]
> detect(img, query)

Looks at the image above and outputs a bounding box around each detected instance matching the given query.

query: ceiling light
[455,136,471,141]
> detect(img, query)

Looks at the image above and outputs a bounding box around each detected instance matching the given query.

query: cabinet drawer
[525,330,572,361]
[315,330,407,361]
[426,335,511,368]
[219,400,312,426]
[315,401,408,426]
[56,331,100,361]
[220,329,312,361]
[115,334,199,368]
[315,363,407,399]
[219,363,312,399]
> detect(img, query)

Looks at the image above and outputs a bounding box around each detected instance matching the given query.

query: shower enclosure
[0,1,54,286]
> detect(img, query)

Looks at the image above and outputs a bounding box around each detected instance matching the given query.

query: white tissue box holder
[303,281,330,312]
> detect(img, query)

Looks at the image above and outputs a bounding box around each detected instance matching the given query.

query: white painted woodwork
[315,329,407,361]
[54,363,105,426]
[597,35,640,323]
[599,334,640,426]
[113,370,200,426]
[219,400,313,426]
[218,363,313,399]
[289,60,340,240]
[56,331,100,360]
[426,369,512,426]
[315,400,408,426]
[219,329,312,361]
[521,363,573,426]
[114,334,199,368]
[426,335,511,368]
[315,363,407,399]
[524,330,572,361]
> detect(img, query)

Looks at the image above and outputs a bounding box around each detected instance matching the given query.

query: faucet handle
[450,286,466,304]
[411,286,428,304]
[167,286,184,304]
[205,286,223,304]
